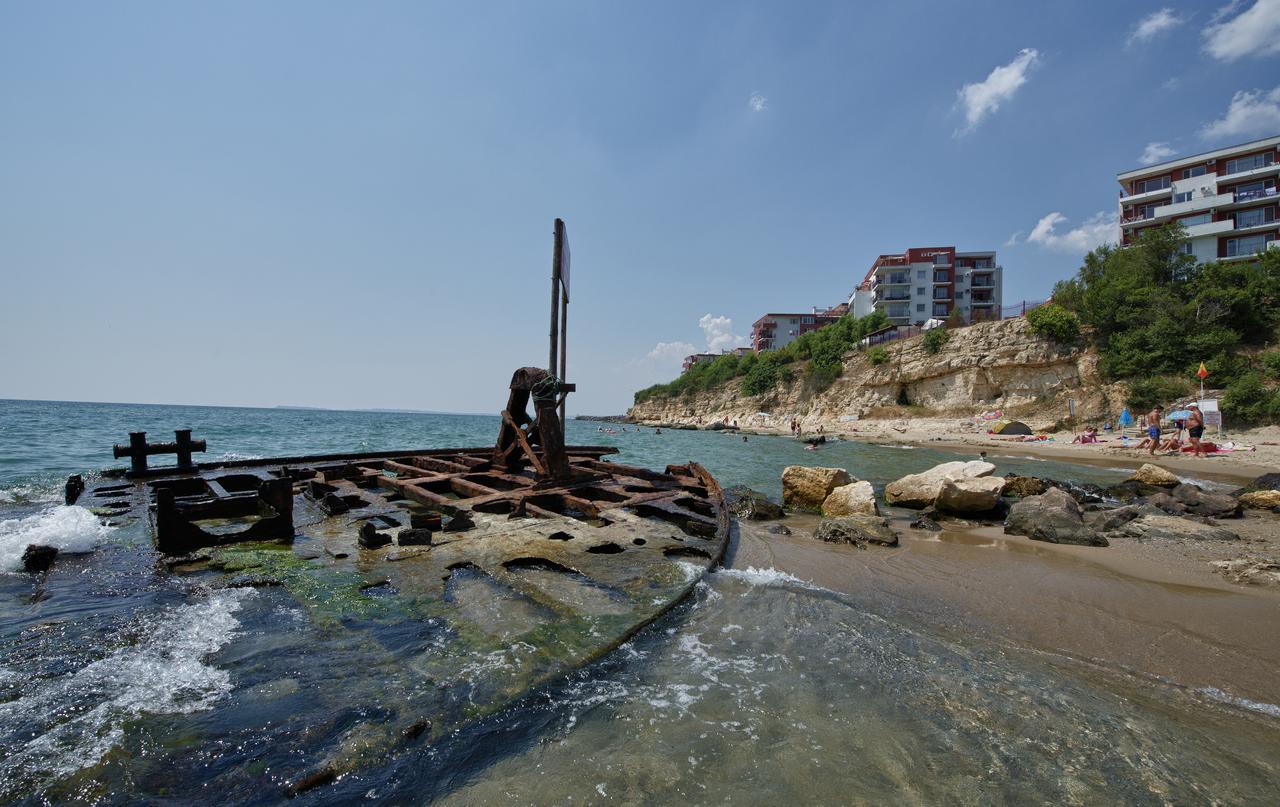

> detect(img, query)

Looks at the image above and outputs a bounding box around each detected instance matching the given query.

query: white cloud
[1027,211,1118,254]
[748,93,767,113]
[1004,231,1022,247]
[1200,86,1280,139]
[1161,77,1182,92]
[645,341,698,364]
[698,314,743,352]
[1139,141,1177,165]
[1204,0,1280,61]
[954,48,1040,135]
[1128,8,1185,45]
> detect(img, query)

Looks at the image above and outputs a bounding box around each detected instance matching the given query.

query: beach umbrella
[1118,408,1133,427]
[1166,409,1192,422]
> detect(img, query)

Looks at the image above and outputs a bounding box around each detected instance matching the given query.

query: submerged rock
[725,486,786,520]
[782,466,852,509]
[766,524,793,536]
[814,516,899,548]
[821,481,878,517]
[1127,463,1180,488]
[884,461,996,509]
[21,544,59,573]
[1118,514,1239,542]
[1005,487,1106,546]
[936,477,1005,514]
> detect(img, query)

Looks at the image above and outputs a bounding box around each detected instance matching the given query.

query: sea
[1,399,1277,805]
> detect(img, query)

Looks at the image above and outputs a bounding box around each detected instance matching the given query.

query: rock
[782,466,853,509]
[936,477,1006,514]
[397,528,433,546]
[1210,557,1280,587]
[358,522,392,549]
[766,524,792,536]
[443,512,475,533]
[1001,475,1048,498]
[884,461,995,509]
[319,492,350,516]
[1159,484,1241,519]
[725,486,786,520]
[410,512,443,530]
[909,514,942,531]
[1127,463,1180,488]
[1239,490,1280,510]
[1118,514,1238,542]
[1084,504,1163,533]
[821,481,878,517]
[814,516,899,548]
[22,544,59,573]
[1234,472,1280,495]
[1005,487,1106,546]
[803,435,826,445]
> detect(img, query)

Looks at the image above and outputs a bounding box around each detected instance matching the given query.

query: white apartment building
[849,246,1003,327]
[1117,135,1279,263]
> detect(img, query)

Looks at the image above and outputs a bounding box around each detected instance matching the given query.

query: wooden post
[549,223,562,375]
[559,291,568,428]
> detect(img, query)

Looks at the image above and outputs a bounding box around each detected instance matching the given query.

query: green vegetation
[867,346,890,366]
[1025,303,1080,344]
[1053,224,1280,423]
[633,310,890,402]
[1262,349,1280,379]
[1125,376,1191,414]
[921,328,950,354]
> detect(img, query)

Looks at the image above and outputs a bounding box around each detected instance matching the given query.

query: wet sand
[731,513,1280,708]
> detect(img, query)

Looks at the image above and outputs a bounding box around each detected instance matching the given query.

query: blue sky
[3,1,1279,414]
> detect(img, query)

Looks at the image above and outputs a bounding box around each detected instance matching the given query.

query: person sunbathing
[1072,426,1099,444]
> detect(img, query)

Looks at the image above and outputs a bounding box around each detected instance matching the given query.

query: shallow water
[1,400,1277,804]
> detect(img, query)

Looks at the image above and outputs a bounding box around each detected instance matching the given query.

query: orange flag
[1197,362,1208,380]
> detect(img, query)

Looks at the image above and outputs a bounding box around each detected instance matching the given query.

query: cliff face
[628,317,1118,427]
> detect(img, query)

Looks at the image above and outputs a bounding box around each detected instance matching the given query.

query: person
[1186,404,1206,458]
[742,435,748,442]
[1072,425,1098,444]
[1144,405,1163,457]
[655,427,662,435]
[1159,429,1183,454]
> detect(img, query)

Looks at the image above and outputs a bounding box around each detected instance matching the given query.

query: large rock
[1118,514,1238,542]
[884,461,996,509]
[821,481,879,517]
[1084,504,1163,534]
[814,516,899,548]
[782,466,852,509]
[1239,490,1280,510]
[936,476,1006,514]
[1005,487,1106,546]
[1127,463,1180,488]
[22,544,59,573]
[1149,484,1241,519]
[725,486,786,520]
[1001,475,1048,498]
[1235,472,1280,495]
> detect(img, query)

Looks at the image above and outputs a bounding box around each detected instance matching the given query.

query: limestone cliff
[628,317,1121,428]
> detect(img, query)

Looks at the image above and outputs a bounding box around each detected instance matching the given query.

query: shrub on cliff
[1262,350,1280,379]
[1025,303,1080,344]
[922,328,949,354]
[1125,376,1190,412]
[867,347,889,366]
[1223,372,1280,424]
[741,353,784,396]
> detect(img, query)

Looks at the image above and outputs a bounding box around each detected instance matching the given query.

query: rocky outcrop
[1127,464,1180,488]
[726,486,786,520]
[628,317,1112,428]
[1118,514,1239,542]
[1005,487,1106,546]
[1239,490,1280,510]
[936,477,1005,514]
[782,466,852,509]
[1147,484,1241,519]
[884,461,996,509]
[821,481,878,517]
[815,516,899,548]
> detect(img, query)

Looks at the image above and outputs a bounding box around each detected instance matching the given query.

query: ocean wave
[714,566,826,592]
[0,589,252,791]
[1197,687,1280,719]
[0,482,61,506]
[0,506,113,572]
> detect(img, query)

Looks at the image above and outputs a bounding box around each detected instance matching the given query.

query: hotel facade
[1117,135,1279,263]
[849,247,1002,327]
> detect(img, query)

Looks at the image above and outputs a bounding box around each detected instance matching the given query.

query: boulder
[22,544,59,573]
[358,522,392,549]
[1239,490,1280,510]
[936,477,1006,514]
[821,481,879,517]
[1160,484,1241,519]
[725,486,786,520]
[1118,514,1238,542]
[1005,487,1106,546]
[814,516,899,548]
[909,514,942,532]
[443,512,476,533]
[1210,558,1280,587]
[766,524,793,536]
[1001,475,1048,498]
[1127,463,1180,488]
[1234,472,1280,495]
[1084,504,1163,534]
[884,461,996,509]
[782,466,853,509]
[397,528,433,546]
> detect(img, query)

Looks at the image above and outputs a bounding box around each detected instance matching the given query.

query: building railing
[1235,187,1278,203]
[970,279,995,288]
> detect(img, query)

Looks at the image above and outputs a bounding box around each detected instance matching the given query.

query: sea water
[0,399,1276,805]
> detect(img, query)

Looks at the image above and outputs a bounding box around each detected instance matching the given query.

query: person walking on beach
[1186,404,1206,458]
[1144,405,1163,457]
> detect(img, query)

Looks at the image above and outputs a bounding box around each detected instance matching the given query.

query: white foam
[715,566,824,591]
[0,506,113,572]
[0,589,252,785]
[0,483,60,505]
[1197,687,1280,719]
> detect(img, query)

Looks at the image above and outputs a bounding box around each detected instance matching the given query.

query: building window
[956,290,965,298]
[1134,176,1170,193]
[1179,242,1193,255]
[1226,234,1273,256]
[932,304,949,317]
[933,271,949,282]
[1232,180,1276,203]
[801,316,814,324]
[1182,165,1207,179]
[1225,153,1275,175]
[974,259,993,269]
[932,254,949,265]
[916,287,925,295]
[1178,213,1211,226]
[916,270,925,280]
[1237,207,1276,229]
[1173,191,1193,204]
[933,288,949,300]
[916,303,925,312]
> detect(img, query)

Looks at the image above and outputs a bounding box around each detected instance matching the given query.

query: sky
[3,1,1279,415]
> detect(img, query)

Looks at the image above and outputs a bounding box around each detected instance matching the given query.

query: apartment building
[849,247,1002,326]
[750,308,843,352]
[1117,135,1279,263]
[681,347,752,372]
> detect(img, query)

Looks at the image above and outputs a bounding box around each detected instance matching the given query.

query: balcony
[970,276,995,288]
[1184,219,1234,239]
[1231,186,1279,205]
[970,298,997,306]
[1120,183,1173,205]
[875,272,911,285]
[876,291,912,302]
[1221,158,1278,181]
[1151,191,1234,221]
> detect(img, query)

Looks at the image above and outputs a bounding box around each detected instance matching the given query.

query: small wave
[0,506,113,572]
[715,566,825,592]
[0,589,252,790]
[0,482,60,506]
[216,452,262,462]
[1197,687,1280,719]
